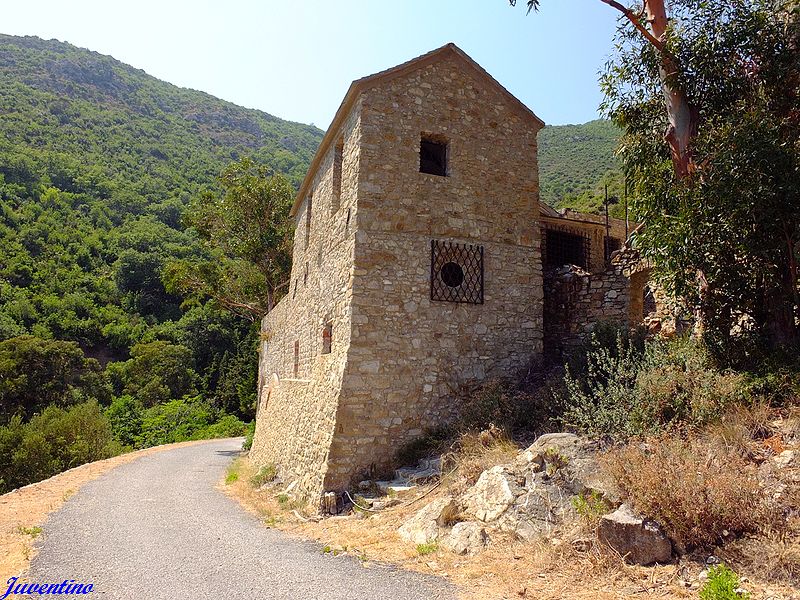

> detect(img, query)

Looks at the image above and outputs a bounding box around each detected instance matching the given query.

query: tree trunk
[644,0,699,179]
[763,259,799,348]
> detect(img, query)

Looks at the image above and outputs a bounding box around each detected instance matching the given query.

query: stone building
[250,43,652,504]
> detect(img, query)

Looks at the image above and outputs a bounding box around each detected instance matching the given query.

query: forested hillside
[0,35,323,491]
[538,119,623,214]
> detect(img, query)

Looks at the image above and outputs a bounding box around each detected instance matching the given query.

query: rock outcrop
[441,522,489,555]
[597,504,672,565]
[398,496,458,545]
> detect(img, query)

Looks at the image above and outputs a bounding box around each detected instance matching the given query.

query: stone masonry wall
[543,249,645,352]
[249,99,363,502]
[322,56,544,490]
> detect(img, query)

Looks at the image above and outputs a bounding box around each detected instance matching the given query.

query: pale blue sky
[2,1,621,128]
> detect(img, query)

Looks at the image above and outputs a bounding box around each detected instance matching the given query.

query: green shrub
[241,421,256,451]
[416,542,438,556]
[0,401,121,493]
[700,564,750,600]
[191,414,248,440]
[136,397,214,447]
[571,490,613,526]
[105,395,143,448]
[249,464,276,488]
[563,335,742,442]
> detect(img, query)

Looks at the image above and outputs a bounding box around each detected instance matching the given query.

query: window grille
[430,240,484,304]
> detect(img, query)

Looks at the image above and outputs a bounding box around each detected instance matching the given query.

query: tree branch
[599,0,665,50]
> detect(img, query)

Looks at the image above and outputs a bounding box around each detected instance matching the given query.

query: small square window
[420,135,447,176]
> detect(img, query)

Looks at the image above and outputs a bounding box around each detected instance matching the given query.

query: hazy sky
[2,1,621,128]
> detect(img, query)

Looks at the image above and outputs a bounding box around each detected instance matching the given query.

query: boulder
[442,521,488,555]
[398,496,458,545]
[598,504,672,565]
[518,432,619,503]
[462,465,524,522]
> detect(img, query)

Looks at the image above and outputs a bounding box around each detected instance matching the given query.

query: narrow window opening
[322,323,332,354]
[345,208,351,232]
[293,279,297,299]
[420,134,447,176]
[305,193,313,249]
[304,262,309,286]
[293,341,299,378]
[332,137,343,213]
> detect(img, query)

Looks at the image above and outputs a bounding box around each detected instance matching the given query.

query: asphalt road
[28,439,456,599]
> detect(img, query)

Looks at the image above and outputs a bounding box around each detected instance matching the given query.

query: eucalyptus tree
[513,0,800,353]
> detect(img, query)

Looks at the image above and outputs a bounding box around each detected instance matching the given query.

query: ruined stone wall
[322,56,544,490]
[543,249,644,351]
[249,100,363,501]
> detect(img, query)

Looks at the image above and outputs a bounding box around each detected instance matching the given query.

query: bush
[191,414,248,440]
[700,564,750,600]
[136,397,214,447]
[605,435,763,552]
[136,397,246,447]
[563,335,743,442]
[249,464,276,488]
[241,421,256,451]
[459,371,562,434]
[0,401,121,493]
[105,395,143,448]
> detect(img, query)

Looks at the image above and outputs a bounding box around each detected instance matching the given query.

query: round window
[440,261,465,288]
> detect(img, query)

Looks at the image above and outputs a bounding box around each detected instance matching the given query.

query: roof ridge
[290,44,544,216]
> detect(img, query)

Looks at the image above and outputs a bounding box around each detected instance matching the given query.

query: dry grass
[0,439,212,577]
[439,429,519,496]
[606,433,764,552]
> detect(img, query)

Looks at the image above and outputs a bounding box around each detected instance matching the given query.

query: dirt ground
[224,455,800,600]
[0,439,213,578]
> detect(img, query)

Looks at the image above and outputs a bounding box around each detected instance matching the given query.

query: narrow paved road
[29,439,455,599]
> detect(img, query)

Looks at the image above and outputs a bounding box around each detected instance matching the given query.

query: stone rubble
[397,432,632,554]
[398,496,458,545]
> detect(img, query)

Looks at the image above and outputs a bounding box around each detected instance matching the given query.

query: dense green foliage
[0,35,322,492]
[538,119,624,214]
[600,0,800,353]
[165,159,295,319]
[0,401,121,491]
[563,332,746,441]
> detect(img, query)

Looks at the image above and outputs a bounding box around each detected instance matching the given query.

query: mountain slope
[0,35,323,449]
[538,119,621,208]
[0,34,323,197]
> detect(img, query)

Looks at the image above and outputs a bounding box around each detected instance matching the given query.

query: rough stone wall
[249,99,363,501]
[543,249,645,351]
[322,56,544,490]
